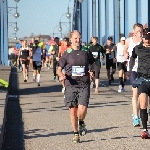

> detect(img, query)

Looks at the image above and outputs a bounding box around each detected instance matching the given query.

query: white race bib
[72,66,85,76]
[92,52,98,58]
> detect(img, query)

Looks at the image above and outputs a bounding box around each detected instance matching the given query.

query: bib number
[92,52,98,58]
[72,66,85,76]
[109,55,112,59]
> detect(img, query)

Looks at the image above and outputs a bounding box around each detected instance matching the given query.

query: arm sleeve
[100,45,105,57]
[132,47,137,58]
[58,52,67,69]
[88,50,95,65]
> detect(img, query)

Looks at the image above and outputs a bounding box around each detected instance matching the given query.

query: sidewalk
[18,67,150,150]
[0,66,11,149]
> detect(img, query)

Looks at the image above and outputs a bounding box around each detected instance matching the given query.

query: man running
[104,37,116,84]
[124,23,143,126]
[114,37,127,92]
[130,28,150,138]
[89,37,104,94]
[49,37,60,81]
[32,39,43,86]
[57,30,95,143]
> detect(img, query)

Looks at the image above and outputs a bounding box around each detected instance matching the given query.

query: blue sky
[8,0,74,39]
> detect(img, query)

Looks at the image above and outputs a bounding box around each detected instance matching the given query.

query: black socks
[140,108,148,130]
[79,120,84,126]
[119,77,124,87]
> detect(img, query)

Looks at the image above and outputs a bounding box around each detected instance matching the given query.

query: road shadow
[24,126,118,140]
[19,84,62,95]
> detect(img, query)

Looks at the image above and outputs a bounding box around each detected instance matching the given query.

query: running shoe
[133,118,140,127]
[53,76,56,80]
[72,134,80,143]
[118,85,122,92]
[62,87,65,94]
[79,123,87,136]
[132,114,140,127]
[121,87,125,92]
[141,129,150,139]
[37,82,40,86]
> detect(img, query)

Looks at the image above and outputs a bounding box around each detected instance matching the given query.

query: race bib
[72,66,85,76]
[109,55,112,59]
[92,52,98,58]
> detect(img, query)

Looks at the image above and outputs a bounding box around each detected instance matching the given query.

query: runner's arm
[57,52,67,79]
[124,38,129,59]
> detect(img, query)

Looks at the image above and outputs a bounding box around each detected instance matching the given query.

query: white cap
[120,37,126,41]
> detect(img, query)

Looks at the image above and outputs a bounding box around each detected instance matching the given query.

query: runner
[29,37,35,70]
[57,30,95,143]
[16,38,23,72]
[49,37,60,81]
[89,37,104,94]
[42,45,46,68]
[32,39,43,86]
[18,39,30,82]
[45,42,51,69]
[104,37,116,84]
[58,37,71,93]
[114,37,127,92]
[124,23,143,126]
[130,28,150,138]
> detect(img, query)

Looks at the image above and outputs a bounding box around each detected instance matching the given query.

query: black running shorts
[138,81,150,96]
[117,62,127,72]
[64,86,90,108]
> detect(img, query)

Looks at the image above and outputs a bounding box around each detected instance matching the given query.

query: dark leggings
[53,60,58,77]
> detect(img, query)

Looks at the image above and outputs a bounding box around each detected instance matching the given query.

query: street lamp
[8,22,19,32]
[8,2,20,19]
[66,0,72,33]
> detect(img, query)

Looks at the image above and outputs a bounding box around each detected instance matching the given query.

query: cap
[108,36,113,41]
[143,28,150,39]
[19,38,23,41]
[120,37,126,41]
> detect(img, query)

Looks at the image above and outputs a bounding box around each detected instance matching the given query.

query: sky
[8,0,74,39]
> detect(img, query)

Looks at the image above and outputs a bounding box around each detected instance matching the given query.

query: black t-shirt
[89,43,104,65]
[59,49,95,87]
[104,43,116,61]
[132,42,150,77]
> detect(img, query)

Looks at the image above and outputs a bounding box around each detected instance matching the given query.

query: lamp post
[8,2,20,18]
[66,0,72,33]
[8,22,19,32]
[58,13,71,38]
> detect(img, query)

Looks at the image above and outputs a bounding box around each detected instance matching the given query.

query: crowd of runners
[13,23,150,142]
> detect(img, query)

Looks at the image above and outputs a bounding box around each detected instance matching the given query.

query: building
[0,0,8,65]
[73,0,150,45]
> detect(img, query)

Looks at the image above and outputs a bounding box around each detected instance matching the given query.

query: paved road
[18,67,150,150]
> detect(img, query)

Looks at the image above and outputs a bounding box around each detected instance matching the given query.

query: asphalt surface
[2,66,150,150]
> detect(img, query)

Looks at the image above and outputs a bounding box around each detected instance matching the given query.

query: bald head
[70,30,81,49]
